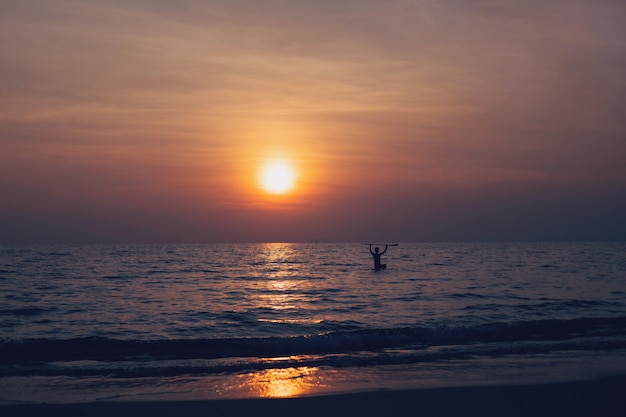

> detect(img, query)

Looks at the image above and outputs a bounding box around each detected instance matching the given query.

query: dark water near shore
[1,242,625,403]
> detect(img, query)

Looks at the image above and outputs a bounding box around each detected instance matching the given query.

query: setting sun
[260,159,296,194]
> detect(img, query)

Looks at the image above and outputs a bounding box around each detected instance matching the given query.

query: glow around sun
[259,159,297,194]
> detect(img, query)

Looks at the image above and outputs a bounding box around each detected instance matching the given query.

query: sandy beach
[2,375,625,417]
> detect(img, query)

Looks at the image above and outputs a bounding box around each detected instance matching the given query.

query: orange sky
[1,0,625,243]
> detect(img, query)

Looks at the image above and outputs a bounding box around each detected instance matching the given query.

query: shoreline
[2,375,625,417]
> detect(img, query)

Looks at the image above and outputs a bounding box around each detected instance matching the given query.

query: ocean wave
[7,336,626,379]
[2,316,625,367]
[0,308,53,317]
[463,299,623,314]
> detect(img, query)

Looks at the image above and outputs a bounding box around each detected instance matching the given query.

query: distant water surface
[1,242,625,403]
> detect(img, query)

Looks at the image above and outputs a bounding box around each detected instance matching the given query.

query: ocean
[1,242,625,403]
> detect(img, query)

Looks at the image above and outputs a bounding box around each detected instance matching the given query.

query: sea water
[1,242,625,403]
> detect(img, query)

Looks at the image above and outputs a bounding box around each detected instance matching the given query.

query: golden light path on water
[235,243,327,397]
[240,366,325,398]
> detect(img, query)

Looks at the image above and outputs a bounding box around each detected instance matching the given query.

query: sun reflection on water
[241,366,323,398]
[237,245,326,398]
[260,242,294,260]
[250,242,315,314]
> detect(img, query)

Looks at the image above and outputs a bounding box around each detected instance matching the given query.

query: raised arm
[369,244,374,254]
[381,244,388,254]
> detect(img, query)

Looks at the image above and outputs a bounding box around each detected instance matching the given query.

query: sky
[1,0,625,243]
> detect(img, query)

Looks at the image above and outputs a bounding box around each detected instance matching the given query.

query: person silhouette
[369,244,388,270]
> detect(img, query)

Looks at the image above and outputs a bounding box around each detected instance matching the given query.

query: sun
[259,159,296,194]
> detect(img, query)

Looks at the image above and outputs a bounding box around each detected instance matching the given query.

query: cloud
[1,0,625,242]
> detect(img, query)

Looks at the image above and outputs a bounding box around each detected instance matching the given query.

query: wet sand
[2,375,625,417]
